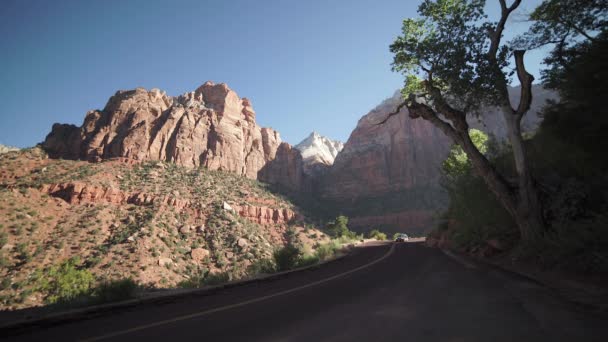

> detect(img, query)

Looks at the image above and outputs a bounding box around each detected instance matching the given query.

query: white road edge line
[81,243,396,342]
[441,249,477,269]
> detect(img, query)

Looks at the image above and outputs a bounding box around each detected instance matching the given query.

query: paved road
[4,242,608,341]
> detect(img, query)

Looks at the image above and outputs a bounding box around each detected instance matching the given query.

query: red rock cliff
[43,82,298,187]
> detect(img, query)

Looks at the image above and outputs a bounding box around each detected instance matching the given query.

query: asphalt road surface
[3,242,607,341]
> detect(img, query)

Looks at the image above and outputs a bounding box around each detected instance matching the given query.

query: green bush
[35,257,95,304]
[247,258,275,275]
[368,229,387,240]
[273,244,302,271]
[315,241,340,261]
[0,232,7,248]
[202,272,231,286]
[326,215,356,238]
[179,269,232,288]
[93,278,138,303]
[297,254,320,268]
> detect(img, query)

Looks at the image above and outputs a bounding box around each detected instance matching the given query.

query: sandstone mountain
[319,86,555,235]
[42,81,299,190]
[295,132,343,175]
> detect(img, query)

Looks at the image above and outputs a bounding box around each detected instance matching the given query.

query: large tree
[385,0,544,242]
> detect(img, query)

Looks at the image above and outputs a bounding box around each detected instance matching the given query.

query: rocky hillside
[0,147,329,310]
[42,81,302,191]
[319,86,556,235]
[0,145,19,155]
[295,132,343,175]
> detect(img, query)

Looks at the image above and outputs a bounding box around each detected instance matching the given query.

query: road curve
[4,242,608,341]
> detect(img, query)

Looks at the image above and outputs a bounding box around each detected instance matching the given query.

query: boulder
[222,201,234,212]
[191,248,210,262]
[237,238,248,248]
[158,257,173,267]
[179,225,192,235]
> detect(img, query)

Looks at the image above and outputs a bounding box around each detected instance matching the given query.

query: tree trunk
[503,111,544,242]
[405,98,544,244]
[456,129,518,219]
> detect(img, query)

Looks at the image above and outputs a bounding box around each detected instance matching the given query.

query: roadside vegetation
[178,216,363,289]
[412,0,608,274]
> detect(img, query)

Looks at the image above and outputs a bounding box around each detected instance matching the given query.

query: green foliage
[441,129,489,181]
[516,0,606,88]
[438,128,518,250]
[93,278,138,303]
[273,244,302,271]
[202,272,231,286]
[178,268,231,288]
[391,0,508,110]
[247,258,276,275]
[326,215,357,239]
[368,229,387,241]
[314,241,340,261]
[35,257,95,304]
[0,278,10,291]
[0,231,8,249]
[297,254,320,268]
[517,215,608,273]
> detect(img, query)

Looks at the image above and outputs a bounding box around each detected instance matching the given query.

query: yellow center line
[81,243,396,342]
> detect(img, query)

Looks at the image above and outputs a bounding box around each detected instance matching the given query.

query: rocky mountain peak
[295,132,344,174]
[42,81,302,190]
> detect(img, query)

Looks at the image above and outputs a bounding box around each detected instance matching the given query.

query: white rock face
[0,144,19,154]
[295,132,344,173]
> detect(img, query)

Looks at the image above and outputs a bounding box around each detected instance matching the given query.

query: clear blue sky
[0,0,545,148]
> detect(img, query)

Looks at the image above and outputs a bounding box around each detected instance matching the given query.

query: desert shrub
[273,244,302,271]
[368,229,387,240]
[247,258,275,275]
[178,268,209,288]
[0,278,10,290]
[35,257,95,304]
[315,241,340,261]
[0,252,10,268]
[179,269,231,288]
[516,215,608,273]
[0,232,7,248]
[297,254,320,268]
[202,272,231,286]
[93,278,138,303]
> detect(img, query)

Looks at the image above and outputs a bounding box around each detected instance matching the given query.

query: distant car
[395,233,409,242]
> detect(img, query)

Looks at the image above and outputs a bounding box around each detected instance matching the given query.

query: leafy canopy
[442,129,489,180]
[391,0,511,112]
[514,0,607,87]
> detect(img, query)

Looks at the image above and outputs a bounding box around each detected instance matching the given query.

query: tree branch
[559,18,598,42]
[406,100,461,142]
[375,100,408,125]
[514,50,534,117]
[489,0,522,59]
[426,86,469,131]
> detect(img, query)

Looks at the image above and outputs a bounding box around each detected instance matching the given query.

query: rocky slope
[295,132,343,175]
[320,86,555,235]
[0,145,19,155]
[42,82,300,190]
[0,147,329,310]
